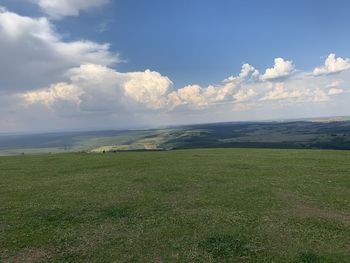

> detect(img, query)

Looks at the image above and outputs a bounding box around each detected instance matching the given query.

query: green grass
[0,148,349,262]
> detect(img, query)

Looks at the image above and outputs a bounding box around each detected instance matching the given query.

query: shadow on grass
[297,251,321,263]
[198,235,260,260]
[101,206,134,220]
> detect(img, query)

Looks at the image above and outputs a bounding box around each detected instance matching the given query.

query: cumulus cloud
[24,83,82,107]
[313,53,350,76]
[328,87,344,95]
[168,85,210,109]
[260,83,304,101]
[0,7,117,93]
[166,64,259,109]
[23,64,173,113]
[22,62,261,113]
[260,58,295,81]
[325,80,344,96]
[123,70,173,109]
[31,0,109,19]
[233,88,257,103]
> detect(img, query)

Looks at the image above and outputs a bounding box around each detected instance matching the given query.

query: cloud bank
[22,57,348,114]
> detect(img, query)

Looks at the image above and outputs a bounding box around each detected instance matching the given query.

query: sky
[1,0,350,133]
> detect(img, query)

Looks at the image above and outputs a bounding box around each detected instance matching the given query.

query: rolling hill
[1,118,350,155]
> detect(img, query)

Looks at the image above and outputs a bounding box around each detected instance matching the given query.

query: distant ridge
[1,117,350,155]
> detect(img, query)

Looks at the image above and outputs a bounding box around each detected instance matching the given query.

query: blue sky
[4,0,350,86]
[1,0,350,132]
[106,0,350,87]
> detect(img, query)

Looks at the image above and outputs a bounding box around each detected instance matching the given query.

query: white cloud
[224,63,259,82]
[32,0,109,19]
[233,88,257,103]
[21,62,260,113]
[123,70,173,109]
[167,85,210,109]
[328,87,344,95]
[260,83,304,101]
[23,64,173,112]
[166,64,259,109]
[0,7,117,92]
[259,79,336,103]
[313,53,350,76]
[215,63,259,101]
[21,59,350,118]
[260,58,295,81]
[326,80,344,96]
[24,83,82,107]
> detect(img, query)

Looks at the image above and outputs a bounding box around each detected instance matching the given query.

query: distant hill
[1,118,350,155]
[275,116,350,123]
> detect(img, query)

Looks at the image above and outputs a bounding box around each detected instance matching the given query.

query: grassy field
[0,148,349,262]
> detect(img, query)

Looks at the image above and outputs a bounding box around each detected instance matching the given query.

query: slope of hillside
[1,120,350,155]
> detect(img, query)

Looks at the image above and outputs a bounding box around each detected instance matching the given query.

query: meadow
[1,148,349,262]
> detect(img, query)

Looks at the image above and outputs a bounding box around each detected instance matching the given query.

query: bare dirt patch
[276,191,350,226]
[6,248,50,263]
[285,204,350,226]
